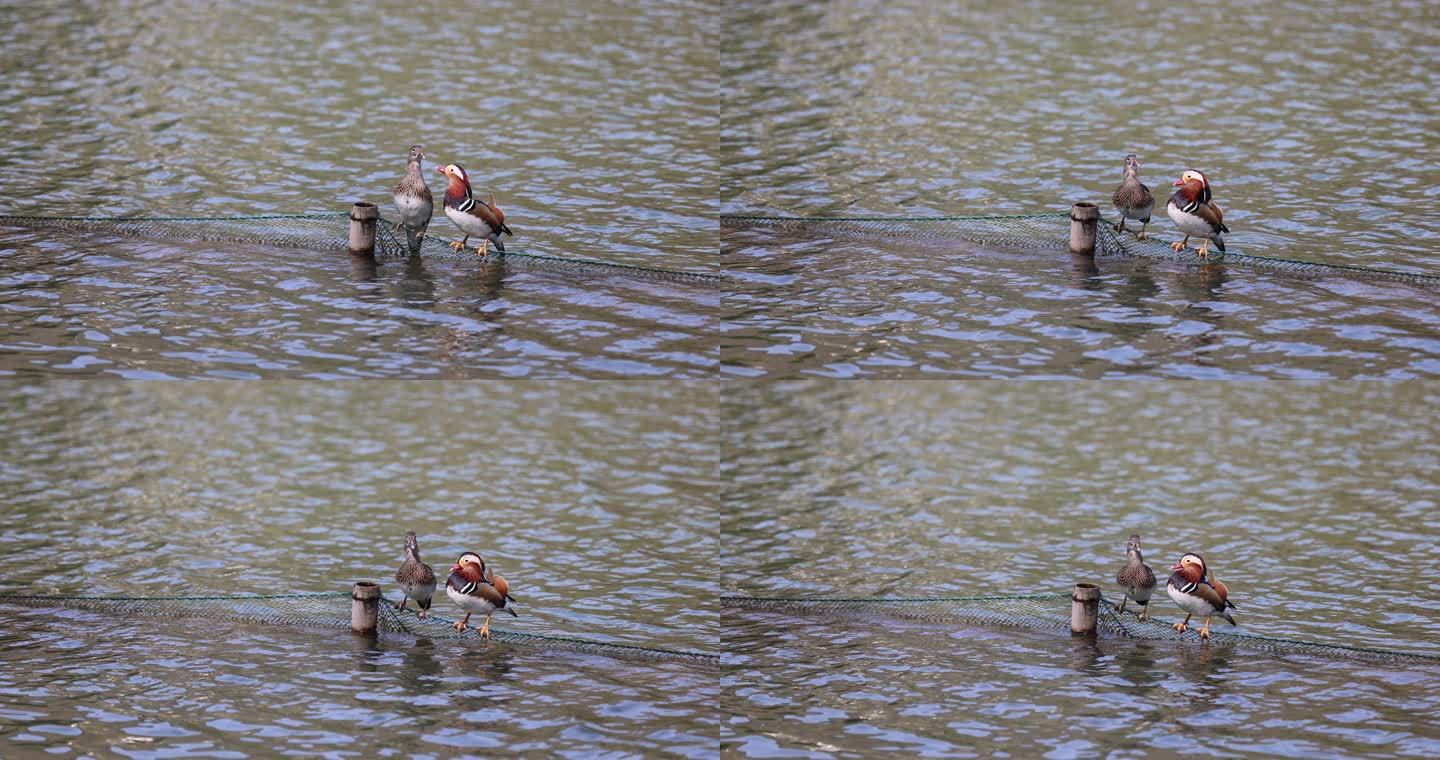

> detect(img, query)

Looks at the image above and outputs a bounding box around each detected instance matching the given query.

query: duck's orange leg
[1171,235,1190,253]
[453,613,471,634]
[1173,613,1192,634]
[478,613,493,640]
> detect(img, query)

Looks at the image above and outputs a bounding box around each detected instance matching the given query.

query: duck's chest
[1167,200,1216,236]
[1167,579,1216,612]
[394,190,432,218]
[444,204,497,236]
[446,582,497,612]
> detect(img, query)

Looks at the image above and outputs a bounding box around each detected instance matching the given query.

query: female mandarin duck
[445,551,518,639]
[391,144,433,251]
[394,531,437,618]
[1114,534,1157,621]
[1166,169,1229,258]
[1111,155,1154,240]
[1166,552,1237,640]
[434,164,513,255]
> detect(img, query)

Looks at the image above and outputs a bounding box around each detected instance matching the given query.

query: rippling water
[723,226,1440,379]
[0,382,718,756]
[0,0,718,377]
[721,0,1440,377]
[721,381,1440,756]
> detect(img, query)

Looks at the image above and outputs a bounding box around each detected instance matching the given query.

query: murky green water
[721,381,1440,757]
[0,1,718,377]
[721,0,1440,378]
[0,382,718,756]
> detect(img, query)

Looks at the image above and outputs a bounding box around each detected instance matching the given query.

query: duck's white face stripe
[459,553,481,566]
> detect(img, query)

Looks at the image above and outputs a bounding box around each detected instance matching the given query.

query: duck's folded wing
[456,196,505,232]
[1211,577,1236,608]
[449,572,507,605]
[483,194,514,235]
[1207,202,1230,234]
[1180,198,1224,233]
[1185,580,1227,610]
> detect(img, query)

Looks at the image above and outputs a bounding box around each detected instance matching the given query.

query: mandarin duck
[392,144,434,252]
[394,530,437,618]
[1111,154,1154,239]
[434,163,513,255]
[1166,552,1237,640]
[1114,534,1157,621]
[1166,169,1229,258]
[445,551,518,639]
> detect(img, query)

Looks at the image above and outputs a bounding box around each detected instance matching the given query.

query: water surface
[721,0,1439,377]
[0,0,718,377]
[721,381,1439,756]
[0,382,718,756]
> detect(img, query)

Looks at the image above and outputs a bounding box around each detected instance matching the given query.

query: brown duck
[1111,154,1154,239]
[1114,534,1157,620]
[394,531,437,617]
[391,144,433,252]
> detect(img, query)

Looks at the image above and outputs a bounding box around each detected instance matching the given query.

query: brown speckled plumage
[392,144,433,250]
[394,531,437,616]
[1115,534,1157,620]
[1111,155,1153,238]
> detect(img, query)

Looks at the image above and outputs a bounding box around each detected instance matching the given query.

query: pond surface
[0,382,718,756]
[0,0,717,377]
[721,381,1440,757]
[721,0,1439,378]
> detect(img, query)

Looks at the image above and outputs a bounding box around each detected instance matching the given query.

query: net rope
[0,592,717,666]
[722,213,1440,285]
[721,594,1440,664]
[0,212,722,284]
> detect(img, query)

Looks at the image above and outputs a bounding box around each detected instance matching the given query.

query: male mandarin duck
[1166,169,1229,258]
[434,163,513,255]
[393,530,437,618]
[1166,552,1237,640]
[445,551,518,639]
[391,144,433,251]
[1114,534,1157,621]
[1111,154,1154,240]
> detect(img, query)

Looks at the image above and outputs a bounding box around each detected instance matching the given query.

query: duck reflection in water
[400,637,446,695]
[438,258,511,361]
[397,253,437,308]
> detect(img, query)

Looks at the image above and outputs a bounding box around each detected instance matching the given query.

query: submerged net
[722,594,1440,664]
[722,213,1440,285]
[0,213,721,283]
[0,592,717,666]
